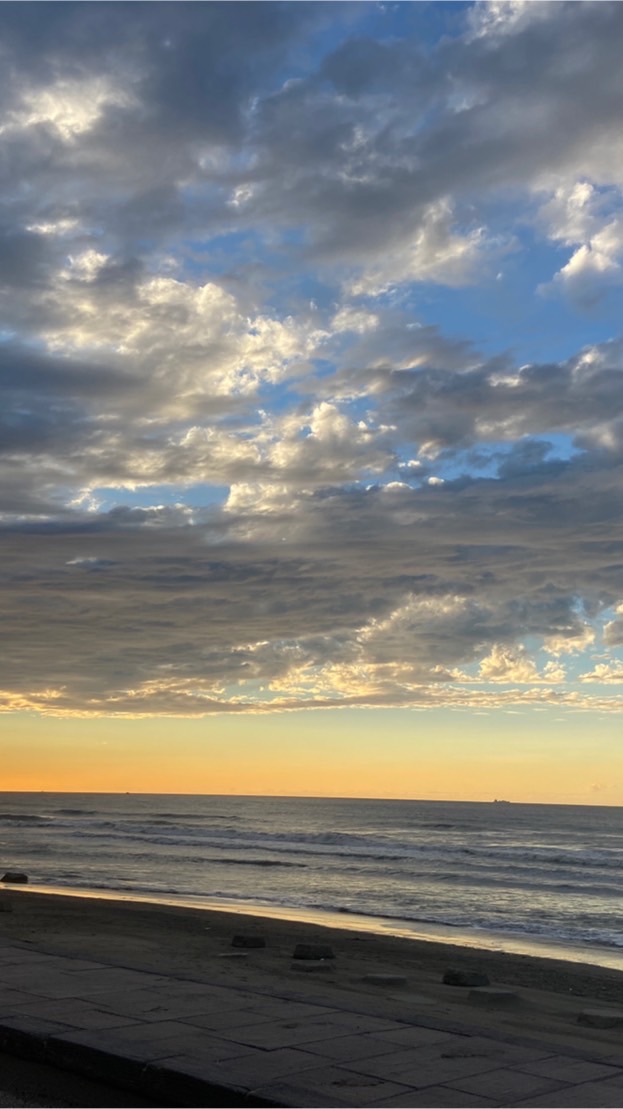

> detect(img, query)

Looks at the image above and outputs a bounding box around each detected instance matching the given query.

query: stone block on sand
[443,969,490,987]
[292,943,335,960]
[578,1009,623,1028]
[291,960,335,973]
[468,987,520,1006]
[362,974,407,987]
[231,934,266,948]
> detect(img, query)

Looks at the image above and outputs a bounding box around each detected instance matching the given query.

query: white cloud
[603,602,623,647]
[26,218,80,236]
[543,623,595,656]
[349,199,501,296]
[42,269,325,410]
[467,0,558,41]
[331,307,379,334]
[538,181,623,299]
[478,644,565,684]
[580,661,623,683]
[2,76,134,141]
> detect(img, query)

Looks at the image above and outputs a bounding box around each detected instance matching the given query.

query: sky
[1,0,623,802]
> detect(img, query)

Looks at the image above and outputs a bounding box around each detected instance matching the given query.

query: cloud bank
[1,0,623,716]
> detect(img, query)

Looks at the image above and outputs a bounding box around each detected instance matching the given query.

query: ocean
[1,793,622,969]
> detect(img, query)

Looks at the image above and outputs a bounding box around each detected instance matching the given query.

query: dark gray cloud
[328,334,623,458]
[1,444,621,713]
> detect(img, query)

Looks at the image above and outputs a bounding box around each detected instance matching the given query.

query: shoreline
[7,882,623,973]
[2,888,623,1059]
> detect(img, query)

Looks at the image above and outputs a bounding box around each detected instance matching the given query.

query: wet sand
[2,889,623,1060]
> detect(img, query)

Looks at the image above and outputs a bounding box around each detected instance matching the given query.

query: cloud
[0,2,622,717]
[478,645,565,684]
[603,603,623,647]
[347,198,509,296]
[1,446,621,716]
[466,1,560,41]
[537,181,623,302]
[579,661,623,683]
[324,333,623,462]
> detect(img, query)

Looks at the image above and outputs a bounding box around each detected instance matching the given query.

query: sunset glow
[1,2,623,801]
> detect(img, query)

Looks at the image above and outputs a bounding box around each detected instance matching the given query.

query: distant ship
[492,799,511,804]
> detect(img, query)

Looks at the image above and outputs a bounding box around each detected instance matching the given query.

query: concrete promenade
[1,939,623,1108]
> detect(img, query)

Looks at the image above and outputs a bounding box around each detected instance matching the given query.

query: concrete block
[232,934,266,948]
[578,1009,623,1028]
[292,943,335,960]
[443,969,490,987]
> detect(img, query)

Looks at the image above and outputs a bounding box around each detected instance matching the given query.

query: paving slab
[141,1056,278,1108]
[341,1032,536,1081]
[74,985,227,1021]
[445,1067,566,1102]
[2,937,623,1107]
[183,997,336,1026]
[296,1032,421,1063]
[443,1035,552,1066]
[216,1011,400,1050]
[373,1088,499,1107]
[0,971,86,999]
[69,1020,258,1064]
[373,1025,463,1049]
[341,1045,501,1086]
[56,967,168,992]
[603,1054,623,1067]
[515,1054,623,1084]
[5,998,142,1031]
[44,1028,167,1090]
[178,1005,283,1030]
[0,1014,78,1039]
[260,1065,414,1107]
[176,1045,344,1088]
[593,1074,623,1091]
[509,1080,623,1107]
[0,987,47,1008]
[0,1013,79,1061]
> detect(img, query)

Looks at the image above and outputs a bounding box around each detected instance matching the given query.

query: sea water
[1,793,622,966]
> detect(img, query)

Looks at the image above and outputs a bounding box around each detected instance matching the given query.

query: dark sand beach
[2,890,623,1063]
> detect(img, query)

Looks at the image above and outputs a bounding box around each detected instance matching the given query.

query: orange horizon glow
[2,705,621,805]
